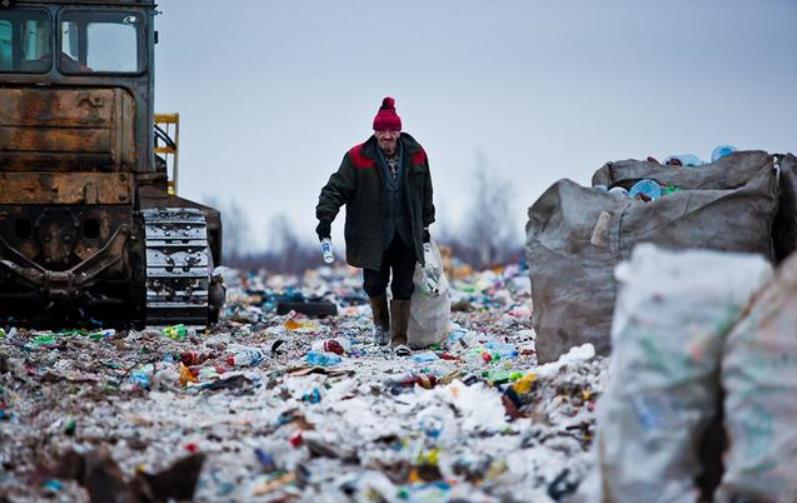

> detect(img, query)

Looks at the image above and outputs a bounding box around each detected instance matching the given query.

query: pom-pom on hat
[373,96,402,131]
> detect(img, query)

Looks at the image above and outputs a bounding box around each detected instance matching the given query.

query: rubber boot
[369,295,390,345]
[390,299,411,350]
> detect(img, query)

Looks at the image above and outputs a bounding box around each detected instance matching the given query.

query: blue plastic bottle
[305,351,342,366]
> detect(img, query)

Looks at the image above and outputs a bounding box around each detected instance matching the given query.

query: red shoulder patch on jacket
[347,144,376,169]
[411,148,427,166]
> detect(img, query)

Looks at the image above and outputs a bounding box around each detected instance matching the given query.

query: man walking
[316,97,435,355]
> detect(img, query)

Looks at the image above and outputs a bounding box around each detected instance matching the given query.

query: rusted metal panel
[0,89,114,127]
[2,128,110,152]
[0,87,136,169]
[0,172,131,204]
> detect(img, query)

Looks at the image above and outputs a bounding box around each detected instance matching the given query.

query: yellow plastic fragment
[178,363,198,386]
[283,319,302,330]
[512,372,537,394]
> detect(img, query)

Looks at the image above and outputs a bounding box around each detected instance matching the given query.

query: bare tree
[250,213,320,274]
[201,195,251,263]
[462,151,517,268]
[267,214,299,272]
[431,198,456,245]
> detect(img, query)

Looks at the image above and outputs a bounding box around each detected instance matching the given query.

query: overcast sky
[154,0,797,252]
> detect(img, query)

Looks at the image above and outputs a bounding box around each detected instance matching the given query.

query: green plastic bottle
[163,324,188,341]
[32,334,57,347]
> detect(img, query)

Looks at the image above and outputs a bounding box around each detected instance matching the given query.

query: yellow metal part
[154,113,180,195]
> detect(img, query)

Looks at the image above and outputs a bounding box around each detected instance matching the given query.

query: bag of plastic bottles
[408,240,450,349]
[577,244,772,503]
[527,150,780,363]
[716,251,797,503]
[593,150,797,263]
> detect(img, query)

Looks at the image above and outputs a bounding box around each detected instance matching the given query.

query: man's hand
[316,220,331,242]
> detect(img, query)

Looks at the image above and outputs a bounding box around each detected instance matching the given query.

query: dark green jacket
[316,133,435,270]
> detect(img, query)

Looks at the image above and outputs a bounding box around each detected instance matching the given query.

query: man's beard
[380,141,397,155]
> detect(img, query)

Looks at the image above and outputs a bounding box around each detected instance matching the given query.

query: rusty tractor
[0,0,225,328]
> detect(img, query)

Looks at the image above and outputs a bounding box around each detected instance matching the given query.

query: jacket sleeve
[422,155,436,227]
[316,154,356,223]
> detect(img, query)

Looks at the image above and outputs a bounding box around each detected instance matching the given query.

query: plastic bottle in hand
[320,238,334,264]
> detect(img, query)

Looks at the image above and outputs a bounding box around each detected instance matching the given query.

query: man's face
[375,129,400,155]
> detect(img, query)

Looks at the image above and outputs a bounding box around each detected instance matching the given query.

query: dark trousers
[363,234,417,300]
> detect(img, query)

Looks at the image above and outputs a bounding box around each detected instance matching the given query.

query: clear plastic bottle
[411,351,440,364]
[463,348,488,366]
[320,238,335,264]
[484,341,518,359]
[226,347,266,367]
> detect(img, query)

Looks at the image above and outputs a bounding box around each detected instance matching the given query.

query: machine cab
[0,0,156,174]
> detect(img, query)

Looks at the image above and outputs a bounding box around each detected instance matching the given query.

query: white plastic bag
[408,241,450,349]
[716,252,797,503]
[578,244,772,503]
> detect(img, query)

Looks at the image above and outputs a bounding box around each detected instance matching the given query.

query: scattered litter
[0,258,609,502]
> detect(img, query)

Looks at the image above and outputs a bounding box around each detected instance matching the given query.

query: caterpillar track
[142,208,220,327]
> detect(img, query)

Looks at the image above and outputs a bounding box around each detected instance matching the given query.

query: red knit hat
[372,96,402,131]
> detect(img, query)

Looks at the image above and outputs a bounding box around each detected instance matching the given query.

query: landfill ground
[0,264,607,503]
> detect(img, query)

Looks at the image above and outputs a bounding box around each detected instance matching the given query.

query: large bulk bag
[575,245,772,503]
[526,152,778,362]
[716,251,797,502]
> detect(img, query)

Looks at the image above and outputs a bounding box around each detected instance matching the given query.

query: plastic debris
[304,350,342,366]
[0,258,610,502]
[665,153,704,166]
[162,324,189,341]
[29,334,57,347]
[254,448,277,472]
[628,179,662,201]
[711,144,737,162]
[225,346,266,367]
[608,186,629,197]
[310,338,349,355]
[410,351,440,364]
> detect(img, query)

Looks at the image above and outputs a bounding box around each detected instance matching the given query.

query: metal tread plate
[142,207,212,327]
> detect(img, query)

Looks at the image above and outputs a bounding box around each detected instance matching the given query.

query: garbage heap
[0,262,608,502]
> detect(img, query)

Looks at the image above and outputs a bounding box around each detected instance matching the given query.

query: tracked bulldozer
[0,0,225,328]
